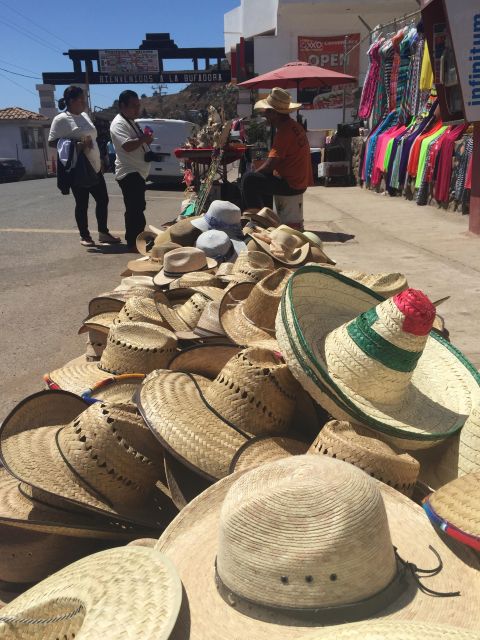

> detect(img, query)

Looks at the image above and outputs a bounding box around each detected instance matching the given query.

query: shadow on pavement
[86,244,134,255]
[305,229,356,244]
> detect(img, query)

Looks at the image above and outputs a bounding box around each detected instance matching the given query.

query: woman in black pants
[48,86,120,247]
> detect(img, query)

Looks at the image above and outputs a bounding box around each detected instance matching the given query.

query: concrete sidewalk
[302,185,480,367]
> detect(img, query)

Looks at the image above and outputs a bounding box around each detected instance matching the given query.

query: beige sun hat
[0,547,182,639]
[219,268,292,350]
[276,225,336,265]
[155,455,480,638]
[424,471,480,552]
[138,347,301,480]
[309,420,420,496]
[341,271,409,298]
[46,322,177,396]
[254,86,302,113]
[79,295,169,335]
[276,266,480,450]
[155,289,223,333]
[298,622,480,639]
[168,344,241,379]
[127,242,182,274]
[84,327,108,361]
[153,247,217,287]
[241,206,281,229]
[229,434,309,473]
[0,393,176,529]
[114,275,155,291]
[218,250,275,285]
[247,227,310,266]
[168,271,224,290]
[88,295,125,317]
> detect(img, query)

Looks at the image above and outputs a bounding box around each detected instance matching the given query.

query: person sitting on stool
[241,87,313,230]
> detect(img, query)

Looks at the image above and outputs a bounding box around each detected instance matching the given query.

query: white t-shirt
[110,114,151,181]
[48,111,101,173]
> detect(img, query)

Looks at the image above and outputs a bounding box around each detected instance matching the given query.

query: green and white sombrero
[276,266,480,450]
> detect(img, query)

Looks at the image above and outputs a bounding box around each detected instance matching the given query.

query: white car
[135,118,197,184]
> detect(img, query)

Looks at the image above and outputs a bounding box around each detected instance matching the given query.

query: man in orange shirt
[241,88,313,229]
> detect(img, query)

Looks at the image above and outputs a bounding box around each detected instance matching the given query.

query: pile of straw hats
[1,196,479,634]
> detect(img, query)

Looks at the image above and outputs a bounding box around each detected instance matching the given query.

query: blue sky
[0,0,239,112]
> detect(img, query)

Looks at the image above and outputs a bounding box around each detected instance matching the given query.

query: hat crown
[196,230,232,258]
[167,219,200,246]
[325,290,436,405]
[217,455,396,610]
[205,200,242,227]
[267,87,294,109]
[177,292,209,328]
[204,348,299,435]
[242,268,291,333]
[116,296,166,327]
[163,247,208,275]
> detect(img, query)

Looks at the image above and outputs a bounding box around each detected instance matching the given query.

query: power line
[0,58,41,74]
[0,0,71,47]
[0,66,41,80]
[0,17,62,54]
[0,70,38,97]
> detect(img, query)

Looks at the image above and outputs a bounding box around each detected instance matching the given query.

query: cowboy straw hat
[254,86,303,113]
[276,266,480,450]
[155,288,224,334]
[0,393,177,529]
[219,268,292,350]
[195,229,244,262]
[136,228,158,255]
[218,250,275,285]
[247,227,310,266]
[0,547,182,639]
[155,455,480,638]
[138,347,301,481]
[46,322,178,396]
[276,225,336,265]
[88,295,125,317]
[127,242,182,274]
[114,275,155,291]
[79,295,169,336]
[308,421,420,497]
[191,200,245,242]
[241,206,281,229]
[423,471,480,551]
[175,301,228,341]
[229,434,310,473]
[153,247,217,288]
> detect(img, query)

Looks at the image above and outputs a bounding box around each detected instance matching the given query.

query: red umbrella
[237,61,356,90]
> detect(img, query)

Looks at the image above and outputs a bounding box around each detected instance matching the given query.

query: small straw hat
[127,242,181,274]
[0,547,182,639]
[138,347,300,480]
[424,471,480,551]
[219,268,292,350]
[47,322,178,396]
[248,227,310,266]
[155,289,222,333]
[340,271,409,298]
[219,250,275,285]
[0,393,176,529]
[153,247,217,287]
[276,266,480,450]
[229,434,309,473]
[241,206,281,229]
[308,421,420,496]
[254,87,303,113]
[155,455,480,638]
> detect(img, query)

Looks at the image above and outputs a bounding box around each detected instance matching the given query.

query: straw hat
[163,450,212,511]
[153,247,217,287]
[229,434,309,472]
[155,289,222,333]
[254,87,302,113]
[241,206,281,229]
[276,266,480,450]
[47,322,177,396]
[84,327,108,361]
[169,271,224,290]
[168,344,241,379]
[276,225,336,265]
[153,218,202,247]
[309,421,420,496]
[80,296,168,335]
[0,523,108,586]
[80,374,145,406]
[341,271,408,298]
[114,275,155,291]
[195,229,245,261]
[218,250,275,285]
[127,242,182,274]
[175,300,227,340]
[248,227,310,266]
[155,455,480,638]
[0,393,176,528]
[138,347,300,480]
[298,622,480,639]
[192,200,244,241]
[88,295,125,317]
[424,472,480,551]
[0,547,182,639]
[219,268,292,349]
[135,228,158,255]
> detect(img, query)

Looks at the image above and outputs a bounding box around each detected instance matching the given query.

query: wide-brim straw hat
[241,206,281,229]
[424,471,480,551]
[0,391,176,529]
[127,242,182,274]
[153,247,217,288]
[168,344,241,379]
[276,225,336,265]
[175,300,227,340]
[163,450,213,511]
[247,227,310,266]
[114,275,155,291]
[297,622,480,639]
[219,268,292,350]
[254,87,302,113]
[168,271,224,290]
[218,250,275,285]
[79,296,168,336]
[0,547,182,639]
[135,229,158,255]
[341,271,408,298]
[229,434,309,472]
[309,421,420,496]
[155,455,480,638]
[88,295,125,316]
[155,288,224,333]
[276,266,480,450]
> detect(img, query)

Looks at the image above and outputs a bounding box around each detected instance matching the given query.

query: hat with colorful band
[275,266,480,450]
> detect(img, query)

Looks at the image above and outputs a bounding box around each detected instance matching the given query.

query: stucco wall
[0,122,49,177]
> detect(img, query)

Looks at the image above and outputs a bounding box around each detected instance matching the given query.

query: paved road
[0,175,184,417]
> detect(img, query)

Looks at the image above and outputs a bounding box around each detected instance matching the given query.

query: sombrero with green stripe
[276,266,480,450]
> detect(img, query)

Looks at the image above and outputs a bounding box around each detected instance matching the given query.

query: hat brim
[155,462,480,639]
[276,225,336,266]
[153,259,217,288]
[163,450,212,511]
[276,266,480,449]
[78,311,119,335]
[88,296,125,317]
[254,98,302,113]
[247,231,310,266]
[127,256,163,274]
[46,356,116,397]
[136,230,158,255]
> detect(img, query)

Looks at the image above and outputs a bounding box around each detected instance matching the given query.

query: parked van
[135,118,197,184]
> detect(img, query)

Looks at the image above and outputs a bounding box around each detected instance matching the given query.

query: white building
[225,0,419,129]
[0,107,53,178]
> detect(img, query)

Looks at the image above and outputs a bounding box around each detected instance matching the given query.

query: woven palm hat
[424,472,480,551]
[168,344,241,379]
[138,347,300,480]
[127,242,182,274]
[155,289,222,333]
[229,434,309,473]
[175,301,227,340]
[0,547,182,639]
[298,622,480,639]
[276,266,480,450]
[0,393,176,529]
[47,322,178,396]
[219,268,292,349]
[0,523,108,586]
[219,250,275,285]
[254,87,303,113]
[276,225,336,265]
[84,328,108,361]
[168,271,224,290]
[88,295,125,316]
[248,227,310,266]
[155,455,480,638]
[114,274,155,291]
[153,247,217,287]
[241,206,281,229]
[309,421,420,496]
[341,271,409,298]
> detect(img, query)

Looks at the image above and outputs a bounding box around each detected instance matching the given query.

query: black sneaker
[80,236,95,247]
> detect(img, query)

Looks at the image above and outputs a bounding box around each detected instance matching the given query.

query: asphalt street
[0,175,184,417]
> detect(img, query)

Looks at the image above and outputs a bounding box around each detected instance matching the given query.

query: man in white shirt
[110,90,153,250]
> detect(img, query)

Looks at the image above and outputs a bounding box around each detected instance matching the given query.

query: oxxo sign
[444,0,480,121]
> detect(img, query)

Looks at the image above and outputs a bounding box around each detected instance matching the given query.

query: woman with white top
[48,86,120,247]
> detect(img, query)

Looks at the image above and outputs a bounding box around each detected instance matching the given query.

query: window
[21,127,45,149]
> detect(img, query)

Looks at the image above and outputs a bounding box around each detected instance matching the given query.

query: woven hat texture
[340,271,408,298]
[156,291,214,333]
[176,301,227,339]
[0,547,182,639]
[88,296,125,317]
[249,227,310,266]
[168,344,240,379]
[155,455,480,638]
[138,347,300,480]
[241,207,281,229]
[276,225,335,265]
[309,421,420,496]
[254,87,302,113]
[169,271,224,290]
[297,621,480,639]
[219,250,275,285]
[276,266,480,450]
[229,434,309,472]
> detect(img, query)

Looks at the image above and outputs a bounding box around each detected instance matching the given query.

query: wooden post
[469,122,480,235]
